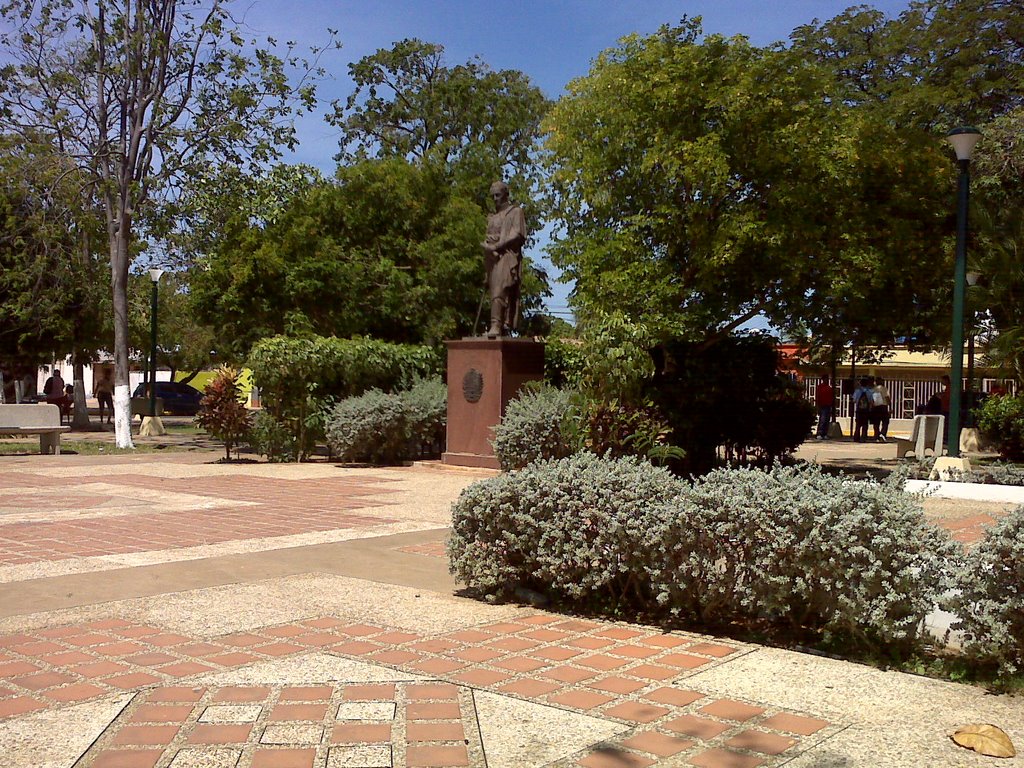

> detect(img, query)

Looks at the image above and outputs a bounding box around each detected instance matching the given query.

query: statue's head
[489,181,509,209]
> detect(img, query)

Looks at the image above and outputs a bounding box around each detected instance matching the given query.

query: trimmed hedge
[324,377,447,464]
[247,335,440,459]
[449,457,959,652]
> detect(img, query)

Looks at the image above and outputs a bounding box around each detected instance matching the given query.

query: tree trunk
[179,368,202,385]
[111,225,135,448]
[71,352,91,429]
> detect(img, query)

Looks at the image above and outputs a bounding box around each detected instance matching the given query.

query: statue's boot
[486,298,505,338]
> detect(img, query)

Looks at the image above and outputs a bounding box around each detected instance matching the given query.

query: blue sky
[243,0,916,316]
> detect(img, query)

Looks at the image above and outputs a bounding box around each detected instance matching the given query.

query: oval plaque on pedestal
[462,369,484,403]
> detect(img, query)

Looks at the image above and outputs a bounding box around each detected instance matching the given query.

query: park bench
[895,414,945,459]
[0,404,70,455]
[130,397,164,418]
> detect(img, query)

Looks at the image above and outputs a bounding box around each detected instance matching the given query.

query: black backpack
[856,390,872,412]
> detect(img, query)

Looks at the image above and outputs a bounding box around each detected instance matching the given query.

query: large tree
[0,136,108,419]
[792,0,1024,368]
[191,158,508,357]
[0,0,329,446]
[544,19,950,348]
[328,39,549,211]
[790,0,1023,131]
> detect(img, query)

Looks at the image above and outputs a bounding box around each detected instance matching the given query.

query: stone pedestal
[442,338,545,469]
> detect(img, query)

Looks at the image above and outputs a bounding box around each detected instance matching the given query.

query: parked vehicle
[131,381,204,416]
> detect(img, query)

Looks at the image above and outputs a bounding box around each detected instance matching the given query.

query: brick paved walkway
[1,453,1019,768]
[0,471,400,567]
[2,615,834,767]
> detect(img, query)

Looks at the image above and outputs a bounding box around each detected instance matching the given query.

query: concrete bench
[0,404,71,455]
[895,414,945,459]
[130,397,164,418]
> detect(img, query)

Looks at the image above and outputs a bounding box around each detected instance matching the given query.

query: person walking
[871,378,891,442]
[852,376,873,442]
[815,376,834,439]
[94,368,114,425]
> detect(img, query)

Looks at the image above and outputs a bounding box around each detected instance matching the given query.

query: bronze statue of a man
[482,181,526,337]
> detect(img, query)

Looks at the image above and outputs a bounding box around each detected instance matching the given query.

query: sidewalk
[0,447,1019,767]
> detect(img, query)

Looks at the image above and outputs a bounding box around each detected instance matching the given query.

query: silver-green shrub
[398,377,446,457]
[655,464,959,650]
[326,389,408,464]
[448,452,683,609]
[490,385,577,470]
[450,456,958,651]
[948,506,1024,674]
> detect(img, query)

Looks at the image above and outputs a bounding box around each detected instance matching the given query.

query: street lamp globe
[946,127,982,161]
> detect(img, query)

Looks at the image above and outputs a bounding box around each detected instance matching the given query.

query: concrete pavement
[0,441,1019,768]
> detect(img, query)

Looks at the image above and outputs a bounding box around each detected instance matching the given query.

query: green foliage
[327,39,550,216]
[195,366,252,460]
[491,385,576,470]
[543,19,950,349]
[948,506,1024,676]
[792,1,1024,360]
[191,159,525,355]
[450,457,957,654]
[325,389,409,465]
[575,399,680,466]
[575,312,655,402]
[247,335,439,460]
[398,377,447,458]
[649,334,811,474]
[790,1,1022,131]
[0,137,108,365]
[543,337,586,390]
[248,411,299,463]
[976,393,1024,461]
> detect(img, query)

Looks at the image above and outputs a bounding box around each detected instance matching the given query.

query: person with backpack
[871,378,891,443]
[852,376,873,442]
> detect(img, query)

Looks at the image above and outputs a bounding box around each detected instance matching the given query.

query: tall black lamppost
[148,268,164,418]
[945,127,981,458]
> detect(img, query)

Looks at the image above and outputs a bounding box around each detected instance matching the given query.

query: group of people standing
[852,377,892,443]
[813,376,892,442]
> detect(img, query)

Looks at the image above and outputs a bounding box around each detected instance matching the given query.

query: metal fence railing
[801,377,1017,421]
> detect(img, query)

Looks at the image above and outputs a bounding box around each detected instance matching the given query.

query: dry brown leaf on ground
[950,724,1017,758]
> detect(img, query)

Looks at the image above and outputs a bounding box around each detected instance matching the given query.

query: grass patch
[0,440,192,455]
[163,423,202,435]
